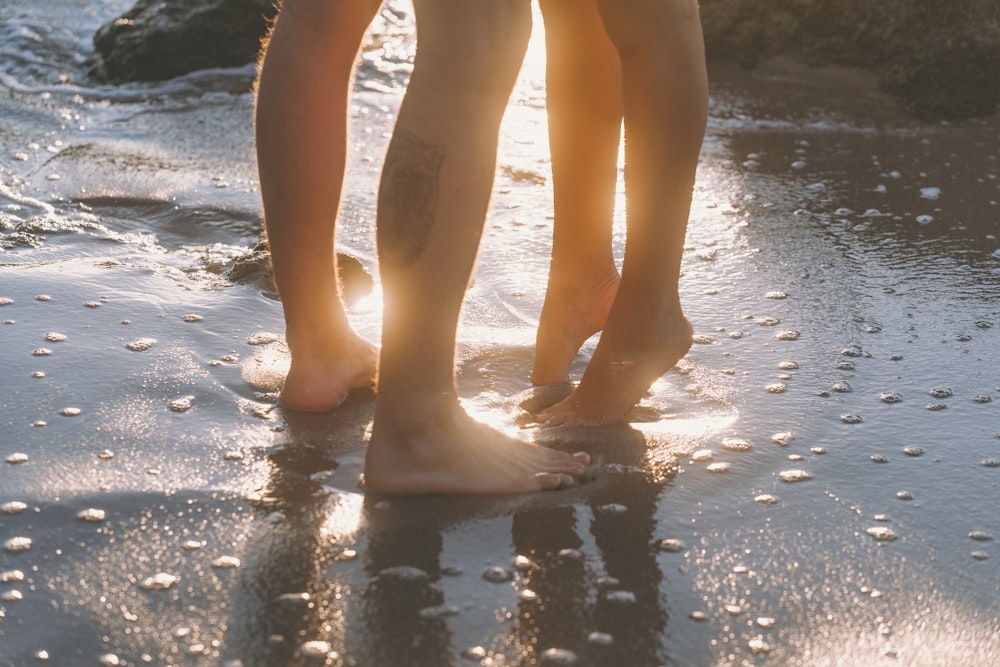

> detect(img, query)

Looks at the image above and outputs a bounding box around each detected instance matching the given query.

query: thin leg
[540,0,708,426]
[255,0,382,411]
[363,0,590,494]
[532,0,624,387]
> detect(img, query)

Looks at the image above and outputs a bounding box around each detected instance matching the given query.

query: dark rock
[91,0,278,84]
[226,241,374,306]
[699,0,1000,120]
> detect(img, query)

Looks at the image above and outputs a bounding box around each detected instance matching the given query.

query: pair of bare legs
[531,0,708,425]
[255,0,707,494]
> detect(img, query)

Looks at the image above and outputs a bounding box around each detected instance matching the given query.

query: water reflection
[226,403,679,667]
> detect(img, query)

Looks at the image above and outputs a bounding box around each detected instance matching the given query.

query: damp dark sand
[2,7,1000,666]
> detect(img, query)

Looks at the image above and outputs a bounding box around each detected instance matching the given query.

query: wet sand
[3,22,1000,667]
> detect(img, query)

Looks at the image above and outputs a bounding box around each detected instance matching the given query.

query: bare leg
[531,0,623,386]
[539,0,707,426]
[364,0,589,495]
[255,0,382,411]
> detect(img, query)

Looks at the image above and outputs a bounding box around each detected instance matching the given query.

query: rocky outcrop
[90,0,277,84]
[90,0,1000,121]
[699,0,1000,121]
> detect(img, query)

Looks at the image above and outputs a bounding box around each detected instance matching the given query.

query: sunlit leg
[540,0,707,426]
[364,0,590,494]
[255,0,382,411]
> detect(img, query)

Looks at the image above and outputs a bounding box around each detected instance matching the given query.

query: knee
[596,0,702,57]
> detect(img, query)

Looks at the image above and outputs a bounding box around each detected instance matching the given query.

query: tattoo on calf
[378,130,445,268]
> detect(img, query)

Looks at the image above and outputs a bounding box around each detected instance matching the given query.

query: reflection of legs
[364,0,589,495]
[255,0,382,412]
[532,0,623,386]
[540,0,708,425]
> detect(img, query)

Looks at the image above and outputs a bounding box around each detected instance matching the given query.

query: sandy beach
[2,2,1000,665]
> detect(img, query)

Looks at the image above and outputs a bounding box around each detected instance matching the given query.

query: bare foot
[279,331,377,412]
[537,308,693,426]
[364,397,591,495]
[531,270,620,385]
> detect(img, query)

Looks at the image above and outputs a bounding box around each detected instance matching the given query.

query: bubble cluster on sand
[482,566,513,583]
[771,431,795,446]
[540,647,577,665]
[77,508,106,522]
[461,646,488,661]
[779,469,811,482]
[4,536,32,553]
[247,332,279,346]
[2,501,28,514]
[212,556,241,569]
[867,526,898,542]
[604,590,637,604]
[722,437,752,452]
[419,604,459,620]
[1,569,24,583]
[168,396,194,412]
[657,538,686,553]
[140,572,178,591]
[298,641,333,658]
[587,632,614,646]
[125,337,157,351]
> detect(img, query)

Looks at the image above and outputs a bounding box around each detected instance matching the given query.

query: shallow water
[2,2,1000,666]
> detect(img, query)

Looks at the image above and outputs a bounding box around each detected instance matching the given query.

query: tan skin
[532,0,707,426]
[255,0,707,492]
[257,0,589,495]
